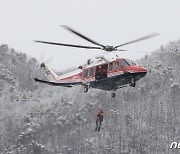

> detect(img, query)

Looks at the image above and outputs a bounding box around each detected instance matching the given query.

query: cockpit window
[121,59,130,68]
[115,61,120,70]
[125,59,137,66]
[109,63,113,71]
[89,68,94,76]
[83,69,88,78]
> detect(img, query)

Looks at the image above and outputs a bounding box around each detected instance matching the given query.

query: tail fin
[40,62,59,82]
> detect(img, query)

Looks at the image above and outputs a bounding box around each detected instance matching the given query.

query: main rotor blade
[34,40,102,50]
[115,33,159,48]
[61,25,106,48]
[116,49,180,54]
[117,49,127,51]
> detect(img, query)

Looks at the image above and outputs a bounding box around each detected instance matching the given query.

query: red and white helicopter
[34,26,158,98]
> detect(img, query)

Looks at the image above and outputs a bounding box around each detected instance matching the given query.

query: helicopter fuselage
[59,57,147,91]
[34,56,147,98]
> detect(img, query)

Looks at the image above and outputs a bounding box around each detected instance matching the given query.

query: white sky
[0,0,180,71]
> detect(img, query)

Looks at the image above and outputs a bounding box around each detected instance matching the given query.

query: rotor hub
[104,45,116,52]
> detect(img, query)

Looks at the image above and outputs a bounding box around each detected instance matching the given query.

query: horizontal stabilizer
[34,78,82,87]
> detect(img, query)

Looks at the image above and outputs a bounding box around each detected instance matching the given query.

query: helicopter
[34,25,158,98]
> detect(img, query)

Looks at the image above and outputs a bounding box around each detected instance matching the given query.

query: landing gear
[131,82,136,87]
[111,89,116,98]
[130,78,136,87]
[84,85,89,92]
[111,92,116,98]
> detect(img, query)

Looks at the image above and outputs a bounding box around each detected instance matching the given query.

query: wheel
[84,86,88,92]
[130,78,136,87]
[131,82,136,87]
[111,92,115,98]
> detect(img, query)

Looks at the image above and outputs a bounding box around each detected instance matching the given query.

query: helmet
[100,109,103,113]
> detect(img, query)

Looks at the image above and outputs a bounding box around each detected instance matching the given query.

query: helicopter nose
[142,67,147,73]
[136,67,147,78]
[140,67,147,77]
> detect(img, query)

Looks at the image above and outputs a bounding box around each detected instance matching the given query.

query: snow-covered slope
[1,40,180,154]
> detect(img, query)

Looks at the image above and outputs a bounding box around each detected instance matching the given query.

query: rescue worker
[95,109,104,132]
[101,67,107,78]
[96,65,103,79]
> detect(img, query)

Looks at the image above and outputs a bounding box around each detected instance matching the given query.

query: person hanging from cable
[95,109,104,132]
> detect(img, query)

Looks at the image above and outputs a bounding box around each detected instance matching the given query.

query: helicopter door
[95,64,108,80]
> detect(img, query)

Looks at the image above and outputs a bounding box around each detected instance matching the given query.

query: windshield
[121,59,130,68]
[124,59,137,66]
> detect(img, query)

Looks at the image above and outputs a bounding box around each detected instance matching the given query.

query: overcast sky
[0,0,180,71]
